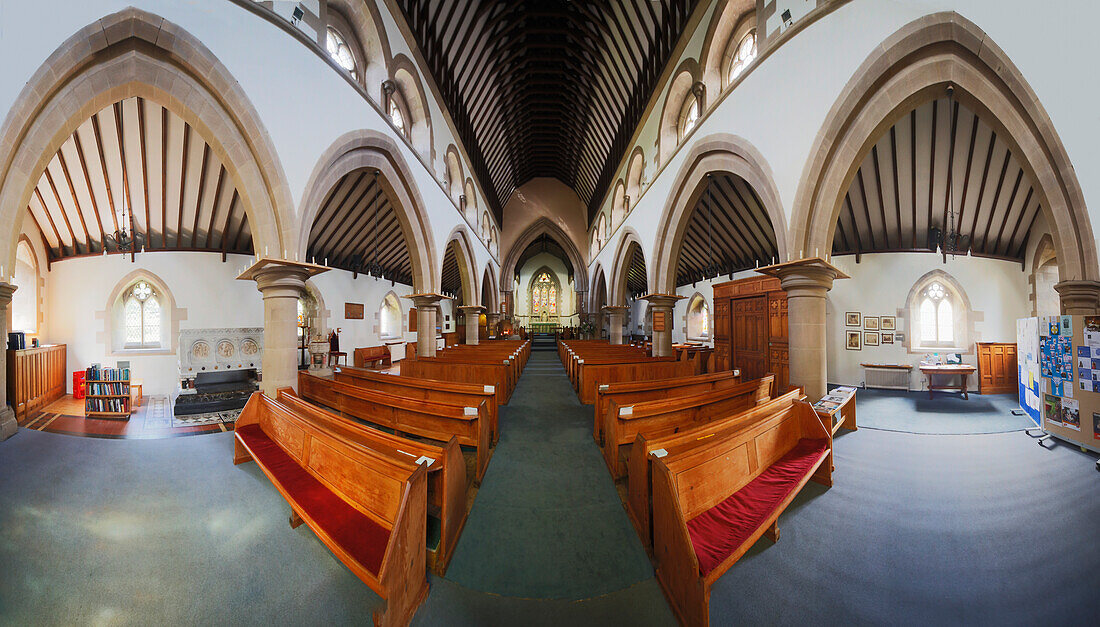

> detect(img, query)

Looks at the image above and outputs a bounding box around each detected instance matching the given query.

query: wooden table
[130,379,143,408]
[919,364,977,399]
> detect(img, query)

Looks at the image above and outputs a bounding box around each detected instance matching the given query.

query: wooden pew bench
[593,370,742,443]
[336,365,500,444]
[651,398,831,626]
[400,358,513,405]
[354,345,392,369]
[233,392,428,626]
[275,388,469,575]
[626,389,804,550]
[602,374,775,478]
[298,371,492,481]
[576,357,692,405]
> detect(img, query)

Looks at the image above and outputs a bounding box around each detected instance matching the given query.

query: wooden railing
[7,344,66,421]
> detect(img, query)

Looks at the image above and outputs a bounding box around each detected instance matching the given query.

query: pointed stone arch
[651,133,787,293]
[608,228,647,307]
[790,12,1098,304]
[481,263,500,312]
[0,7,291,270]
[501,216,589,295]
[389,54,435,163]
[590,263,608,313]
[296,129,436,292]
[442,225,479,305]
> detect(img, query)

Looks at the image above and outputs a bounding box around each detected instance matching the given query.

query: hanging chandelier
[105,206,143,252]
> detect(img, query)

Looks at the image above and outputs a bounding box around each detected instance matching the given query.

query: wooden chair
[233,392,428,626]
[651,398,831,626]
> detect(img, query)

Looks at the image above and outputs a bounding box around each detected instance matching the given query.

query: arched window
[726,30,757,84]
[686,295,710,340]
[12,241,38,334]
[326,26,358,79]
[122,280,162,348]
[678,95,701,140]
[388,98,407,136]
[530,272,559,319]
[908,273,969,351]
[380,293,402,339]
[596,214,607,249]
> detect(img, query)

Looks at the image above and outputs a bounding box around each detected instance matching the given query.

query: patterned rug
[172,407,242,428]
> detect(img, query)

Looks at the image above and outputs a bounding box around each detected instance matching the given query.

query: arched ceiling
[675,173,778,287]
[625,241,647,297]
[25,97,253,263]
[514,232,574,282]
[441,240,463,300]
[396,0,700,223]
[306,169,414,285]
[833,97,1041,262]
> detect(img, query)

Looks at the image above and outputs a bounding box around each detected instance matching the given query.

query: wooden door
[977,343,1018,394]
[714,299,730,371]
[731,296,767,380]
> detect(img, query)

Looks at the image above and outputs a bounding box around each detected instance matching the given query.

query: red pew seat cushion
[237,424,391,576]
[686,438,828,575]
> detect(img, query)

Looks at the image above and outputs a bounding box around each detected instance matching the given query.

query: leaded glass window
[124,280,161,348]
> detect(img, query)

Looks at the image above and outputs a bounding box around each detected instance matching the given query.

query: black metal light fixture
[105,206,143,253]
[939,85,969,260]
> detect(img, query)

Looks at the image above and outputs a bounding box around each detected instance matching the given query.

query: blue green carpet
[851,388,1033,434]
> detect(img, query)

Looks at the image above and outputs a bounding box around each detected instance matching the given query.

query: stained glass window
[919,281,954,344]
[549,286,557,314]
[123,280,161,348]
[326,27,358,79]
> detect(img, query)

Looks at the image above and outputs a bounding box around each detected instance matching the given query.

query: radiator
[864,366,910,391]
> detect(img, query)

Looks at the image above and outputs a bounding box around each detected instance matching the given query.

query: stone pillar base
[406,294,448,357]
[641,294,685,357]
[0,406,16,441]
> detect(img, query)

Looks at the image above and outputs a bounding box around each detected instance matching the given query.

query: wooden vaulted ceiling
[306,169,414,285]
[396,0,700,222]
[441,240,463,301]
[515,232,574,282]
[834,97,1042,261]
[675,173,778,287]
[625,241,647,296]
[26,97,253,263]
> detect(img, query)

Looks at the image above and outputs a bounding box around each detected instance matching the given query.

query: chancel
[1,1,1098,625]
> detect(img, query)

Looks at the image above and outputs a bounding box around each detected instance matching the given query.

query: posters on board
[1044,394,1062,426]
[1061,398,1081,431]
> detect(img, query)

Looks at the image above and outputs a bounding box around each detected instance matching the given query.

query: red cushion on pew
[686,438,828,575]
[237,424,391,576]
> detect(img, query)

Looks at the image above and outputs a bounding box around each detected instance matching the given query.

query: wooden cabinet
[713,277,788,390]
[7,344,66,421]
[976,342,1018,395]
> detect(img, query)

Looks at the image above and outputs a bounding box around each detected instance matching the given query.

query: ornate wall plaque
[345,302,364,319]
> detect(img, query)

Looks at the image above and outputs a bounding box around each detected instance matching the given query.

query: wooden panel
[675,442,752,520]
[732,296,767,380]
[977,342,1018,395]
[308,436,403,522]
[7,345,66,421]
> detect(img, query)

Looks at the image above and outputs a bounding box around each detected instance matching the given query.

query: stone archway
[501,217,589,296]
[296,129,437,293]
[442,226,480,305]
[0,7,292,271]
[608,228,647,307]
[650,133,787,294]
[790,12,1099,311]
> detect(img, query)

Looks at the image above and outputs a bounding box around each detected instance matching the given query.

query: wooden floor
[18,395,232,439]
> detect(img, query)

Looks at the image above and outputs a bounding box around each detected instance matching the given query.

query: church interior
[1,1,1098,624]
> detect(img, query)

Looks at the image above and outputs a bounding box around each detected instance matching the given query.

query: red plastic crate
[72,371,86,399]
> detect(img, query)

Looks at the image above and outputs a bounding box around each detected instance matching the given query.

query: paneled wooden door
[731,296,768,380]
[977,342,1018,394]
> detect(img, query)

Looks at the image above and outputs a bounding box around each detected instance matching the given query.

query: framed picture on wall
[846,330,861,350]
[881,332,894,344]
[845,312,861,327]
[881,316,896,331]
[864,316,880,330]
[864,331,880,346]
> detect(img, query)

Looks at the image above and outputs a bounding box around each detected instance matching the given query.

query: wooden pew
[336,366,500,445]
[275,388,467,575]
[298,371,492,481]
[576,357,691,405]
[602,375,775,478]
[650,398,831,626]
[354,345,392,369]
[593,371,743,443]
[626,389,805,550]
[233,392,428,625]
[401,358,513,405]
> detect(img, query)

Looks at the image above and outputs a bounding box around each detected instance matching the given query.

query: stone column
[458,305,484,345]
[1055,280,1100,314]
[503,290,514,320]
[405,294,446,357]
[0,283,17,440]
[760,259,849,400]
[641,294,684,357]
[486,312,500,338]
[238,259,328,396]
[603,305,629,345]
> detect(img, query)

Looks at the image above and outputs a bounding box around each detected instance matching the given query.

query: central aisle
[440,347,656,600]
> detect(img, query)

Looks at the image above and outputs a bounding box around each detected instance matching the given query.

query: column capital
[640,293,684,310]
[0,282,16,307]
[758,257,849,295]
[457,305,486,313]
[403,293,449,309]
[1055,280,1100,314]
[237,258,328,298]
[601,305,629,313]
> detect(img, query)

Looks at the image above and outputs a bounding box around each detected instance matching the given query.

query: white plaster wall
[44,251,418,397]
[825,253,1031,390]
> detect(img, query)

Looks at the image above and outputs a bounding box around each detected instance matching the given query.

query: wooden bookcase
[85,374,131,420]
